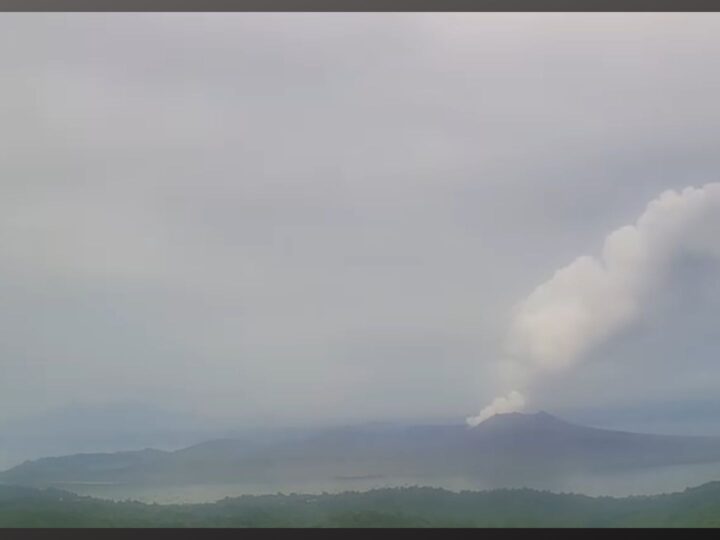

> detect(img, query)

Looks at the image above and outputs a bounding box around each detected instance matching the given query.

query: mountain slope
[0,449,168,485]
[5,412,720,487]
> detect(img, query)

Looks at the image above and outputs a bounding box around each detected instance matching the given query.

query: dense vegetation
[3,481,720,527]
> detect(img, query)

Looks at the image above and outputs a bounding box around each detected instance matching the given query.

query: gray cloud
[1,13,720,430]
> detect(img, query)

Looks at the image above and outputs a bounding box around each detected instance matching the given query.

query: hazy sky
[1,13,720,430]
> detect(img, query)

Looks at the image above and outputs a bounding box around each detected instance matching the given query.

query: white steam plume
[467,183,720,426]
[466,390,526,427]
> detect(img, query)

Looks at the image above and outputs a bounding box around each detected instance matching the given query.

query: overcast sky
[1,13,720,431]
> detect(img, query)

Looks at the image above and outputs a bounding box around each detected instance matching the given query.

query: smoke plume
[467,183,720,426]
[466,390,526,427]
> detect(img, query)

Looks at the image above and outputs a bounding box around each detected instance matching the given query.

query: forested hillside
[3,481,720,527]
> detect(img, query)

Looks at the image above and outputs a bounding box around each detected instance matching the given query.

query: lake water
[50,460,720,504]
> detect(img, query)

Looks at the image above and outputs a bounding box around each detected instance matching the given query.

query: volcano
[4,412,720,488]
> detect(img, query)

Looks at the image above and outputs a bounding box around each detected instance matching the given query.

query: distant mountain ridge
[4,411,720,488]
